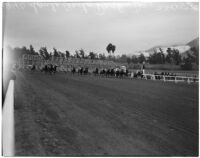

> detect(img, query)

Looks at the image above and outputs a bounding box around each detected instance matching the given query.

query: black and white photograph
[2,1,199,156]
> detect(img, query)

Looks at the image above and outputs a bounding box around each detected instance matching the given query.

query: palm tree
[79,49,85,58]
[29,45,36,55]
[106,43,113,56]
[53,48,59,57]
[65,50,70,59]
[106,43,116,56]
[112,45,116,55]
[75,50,80,58]
[89,52,97,59]
[39,47,50,60]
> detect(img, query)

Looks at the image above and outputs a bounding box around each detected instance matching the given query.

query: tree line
[6,43,199,70]
[7,45,101,60]
[6,43,117,61]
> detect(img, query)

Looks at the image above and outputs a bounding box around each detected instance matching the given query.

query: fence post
[175,77,177,83]
[144,74,147,80]
[151,75,155,80]
[163,76,165,82]
[3,80,15,156]
[187,78,191,84]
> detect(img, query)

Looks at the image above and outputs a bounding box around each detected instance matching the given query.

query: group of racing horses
[32,64,58,75]
[44,64,58,74]
[93,67,129,78]
[30,64,145,78]
[71,67,136,78]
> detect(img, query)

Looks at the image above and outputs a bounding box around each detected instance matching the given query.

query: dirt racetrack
[14,71,198,156]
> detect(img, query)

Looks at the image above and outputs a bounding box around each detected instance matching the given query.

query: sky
[3,2,199,56]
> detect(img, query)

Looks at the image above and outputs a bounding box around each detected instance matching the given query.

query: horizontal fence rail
[3,80,15,156]
[143,74,199,84]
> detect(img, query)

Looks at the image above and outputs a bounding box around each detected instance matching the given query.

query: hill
[146,45,191,55]
[187,37,199,49]
[145,37,199,56]
[181,37,199,58]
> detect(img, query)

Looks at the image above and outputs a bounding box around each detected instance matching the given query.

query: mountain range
[187,37,199,49]
[134,37,199,57]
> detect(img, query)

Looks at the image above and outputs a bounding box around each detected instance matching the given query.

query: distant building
[18,54,120,70]
[19,54,43,68]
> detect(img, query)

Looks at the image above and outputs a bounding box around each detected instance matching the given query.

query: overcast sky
[3,2,199,55]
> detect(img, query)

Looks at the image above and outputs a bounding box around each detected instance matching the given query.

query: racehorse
[115,68,120,78]
[41,64,57,75]
[134,70,144,79]
[78,67,84,75]
[52,65,58,74]
[48,64,54,75]
[40,65,48,73]
[71,67,76,75]
[83,67,89,75]
[100,69,106,76]
[110,68,115,77]
[93,68,99,76]
[31,65,36,72]
[105,69,111,77]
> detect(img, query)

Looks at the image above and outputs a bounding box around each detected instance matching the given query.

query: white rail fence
[3,80,15,156]
[143,74,199,84]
